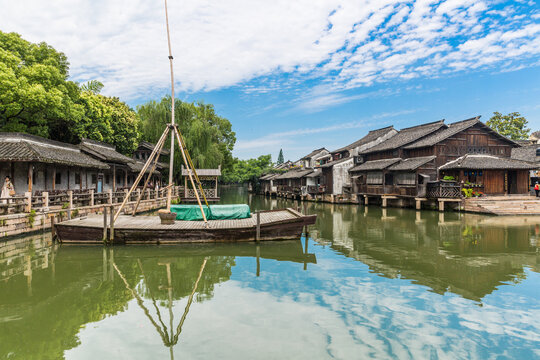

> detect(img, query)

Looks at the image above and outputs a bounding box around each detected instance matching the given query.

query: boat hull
[55,208,317,244]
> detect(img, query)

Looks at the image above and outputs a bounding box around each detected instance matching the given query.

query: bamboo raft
[55,208,316,244]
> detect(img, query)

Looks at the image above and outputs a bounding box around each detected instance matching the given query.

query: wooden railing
[426,181,461,198]
[307,185,326,194]
[0,186,183,215]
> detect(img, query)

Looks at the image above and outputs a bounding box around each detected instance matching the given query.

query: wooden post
[124,169,128,189]
[27,163,33,193]
[43,192,49,210]
[364,195,368,205]
[256,211,261,242]
[112,164,116,192]
[25,191,32,213]
[382,197,387,208]
[103,207,108,241]
[416,199,421,210]
[50,215,56,240]
[67,190,73,220]
[108,189,113,204]
[147,188,151,200]
[90,189,94,206]
[256,245,260,277]
[109,205,114,242]
[438,200,445,212]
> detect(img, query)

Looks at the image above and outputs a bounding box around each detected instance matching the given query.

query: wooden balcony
[426,181,461,198]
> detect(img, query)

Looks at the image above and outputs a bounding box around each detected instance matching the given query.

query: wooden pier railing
[0,186,184,215]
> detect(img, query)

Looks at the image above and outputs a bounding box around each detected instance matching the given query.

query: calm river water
[1,186,539,359]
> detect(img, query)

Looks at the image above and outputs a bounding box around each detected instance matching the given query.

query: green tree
[0,31,139,154]
[277,149,284,164]
[0,31,83,137]
[486,112,530,140]
[221,155,273,184]
[137,97,236,179]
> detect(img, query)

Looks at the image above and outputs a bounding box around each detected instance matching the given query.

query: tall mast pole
[164,0,175,210]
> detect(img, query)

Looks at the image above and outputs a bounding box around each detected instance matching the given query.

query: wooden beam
[27,163,33,193]
[52,167,56,191]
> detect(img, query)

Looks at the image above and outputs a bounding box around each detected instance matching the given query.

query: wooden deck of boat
[60,208,302,230]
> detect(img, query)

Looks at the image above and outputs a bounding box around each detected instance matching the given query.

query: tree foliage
[486,111,530,140]
[0,31,140,154]
[221,155,273,183]
[277,149,284,164]
[137,97,236,179]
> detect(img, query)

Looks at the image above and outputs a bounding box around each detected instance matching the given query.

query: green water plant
[28,209,36,228]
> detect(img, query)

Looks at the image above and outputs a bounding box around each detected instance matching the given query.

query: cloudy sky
[1,0,539,160]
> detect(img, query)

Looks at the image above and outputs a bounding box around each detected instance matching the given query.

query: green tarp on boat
[170,204,251,221]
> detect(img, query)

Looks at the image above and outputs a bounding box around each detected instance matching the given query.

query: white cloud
[0,0,538,102]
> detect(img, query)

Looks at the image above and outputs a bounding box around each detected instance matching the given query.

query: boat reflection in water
[0,236,315,359]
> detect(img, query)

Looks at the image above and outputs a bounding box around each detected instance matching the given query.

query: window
[105,175,110,184]
[396,173,416,185]
[117,175,122,184]
[75,173,81,185]
[55,172,62,185]
[367,172,383,185]
[92,174,97,184]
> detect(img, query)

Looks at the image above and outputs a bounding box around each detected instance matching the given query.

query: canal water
[1,186,539,359]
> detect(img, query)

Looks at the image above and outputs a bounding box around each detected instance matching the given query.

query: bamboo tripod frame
[113,124,209,224]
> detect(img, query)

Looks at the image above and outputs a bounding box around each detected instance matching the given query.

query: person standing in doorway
[535,182,539,197]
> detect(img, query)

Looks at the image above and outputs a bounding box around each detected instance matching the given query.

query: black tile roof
[349,158,401,172]
[0,133,109,169]
[80,139,134,164]
[275,169,314,179]
[128,161,161,175]
[360,120,445,154]
[331,126,395,154]
[300,148,328,160]
[439,154,535,170]
[320,157,352,168]
[137,140,171,156]
[511,145,540,164]
[404,117,518,149]
[388,156,436,171]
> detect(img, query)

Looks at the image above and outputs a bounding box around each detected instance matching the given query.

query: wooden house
[294,148,329,168]
[0,133,109,194]
[259,173,280,195]
[181,166,221,202]
[274,168,314,196]
[352,117,532,197]
[439,154,533,195]
[319,126,397,196]
[79,139,136,192]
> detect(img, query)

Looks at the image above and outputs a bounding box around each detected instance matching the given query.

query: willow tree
[137,97,236,179]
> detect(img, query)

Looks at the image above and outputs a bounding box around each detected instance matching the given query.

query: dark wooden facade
[354,118,529,196]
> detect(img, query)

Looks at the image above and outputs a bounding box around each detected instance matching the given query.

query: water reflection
[0,186,538,359]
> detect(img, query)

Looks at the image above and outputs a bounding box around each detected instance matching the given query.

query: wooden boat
[56,208,316,244]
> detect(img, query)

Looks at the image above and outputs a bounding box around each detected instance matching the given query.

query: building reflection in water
[304,201,539,302]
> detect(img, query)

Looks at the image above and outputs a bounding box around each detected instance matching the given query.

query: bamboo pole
[132,132,168,215]
[172,126,208,223]
[114,126,170,222]
[174,129,209,206]
[164,0,175,211]
[172,257,207,343]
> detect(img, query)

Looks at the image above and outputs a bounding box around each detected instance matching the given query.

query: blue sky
[1,0,539,161]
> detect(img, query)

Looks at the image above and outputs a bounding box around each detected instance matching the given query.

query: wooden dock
[464,196,540,215]
[55,208,317,244]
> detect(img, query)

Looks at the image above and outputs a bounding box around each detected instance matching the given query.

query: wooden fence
[0,186,184,215]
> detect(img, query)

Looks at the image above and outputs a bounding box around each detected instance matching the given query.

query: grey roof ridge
[399,119,445,131]
[81,138,116,150]
[0,133,82,152]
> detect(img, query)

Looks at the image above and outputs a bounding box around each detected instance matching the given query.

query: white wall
[332,158,354,195]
